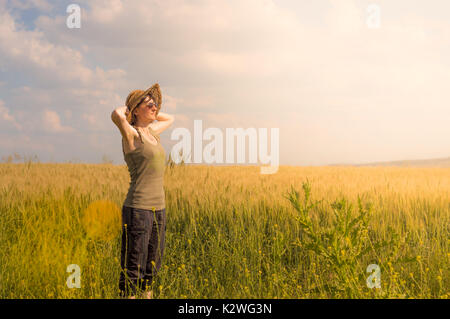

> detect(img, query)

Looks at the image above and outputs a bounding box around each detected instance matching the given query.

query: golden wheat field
[0,162,448,299]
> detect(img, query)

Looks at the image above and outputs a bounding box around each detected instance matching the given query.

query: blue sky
[1,0,449,165]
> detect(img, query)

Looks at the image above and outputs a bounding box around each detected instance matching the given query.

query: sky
[0,0,449,166]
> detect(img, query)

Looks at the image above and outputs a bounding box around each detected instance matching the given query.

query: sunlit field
[0,163,448,299]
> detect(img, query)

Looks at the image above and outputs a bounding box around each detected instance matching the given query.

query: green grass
[0,163,448,298]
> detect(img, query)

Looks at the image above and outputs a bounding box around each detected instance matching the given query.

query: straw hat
[125,83,162,125]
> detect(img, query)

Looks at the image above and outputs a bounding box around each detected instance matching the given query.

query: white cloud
[171,113,190,129]
[34,0,301,80]
[0,7,126,88]
[0,132,55,153]
[165,94,216,111]
[0,5,129,137]
[88,0,123,24]
[82,113,96,126]
[0,99,22,130]
[163,94,180,112]
[7,0,53,12]
[42,109,74,133]
[1,0,449,164]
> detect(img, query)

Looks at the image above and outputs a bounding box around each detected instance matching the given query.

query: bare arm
[111,106,137,141]
[150,111,175,135]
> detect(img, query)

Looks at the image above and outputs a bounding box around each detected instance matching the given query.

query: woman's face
[134,95,158,123]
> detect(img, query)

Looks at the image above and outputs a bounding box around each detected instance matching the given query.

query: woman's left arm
[150,112,175,135]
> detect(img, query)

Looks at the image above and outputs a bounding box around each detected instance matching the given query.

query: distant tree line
[1,153,40,163]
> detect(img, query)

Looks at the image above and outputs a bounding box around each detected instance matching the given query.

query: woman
[111,83,174,299]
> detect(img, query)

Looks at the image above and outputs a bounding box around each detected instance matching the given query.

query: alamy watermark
[366,4,381,29]
[366,264,381,289]
[170,120,279,174]
[66,4,81,29]
[66,264,81,288]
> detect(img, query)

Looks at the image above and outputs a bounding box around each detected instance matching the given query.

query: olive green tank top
[122,126,166,211]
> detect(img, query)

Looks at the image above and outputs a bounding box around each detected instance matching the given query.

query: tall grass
[0,163,448,298]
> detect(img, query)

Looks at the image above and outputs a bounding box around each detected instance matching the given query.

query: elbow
[111,109,120,123]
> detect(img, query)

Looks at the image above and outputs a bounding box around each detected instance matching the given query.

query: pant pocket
[129,208,149,231]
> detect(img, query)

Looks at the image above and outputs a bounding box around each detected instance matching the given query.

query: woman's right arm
[111,106,136,140]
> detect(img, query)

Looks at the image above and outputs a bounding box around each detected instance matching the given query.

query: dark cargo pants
[119,205,166,297]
